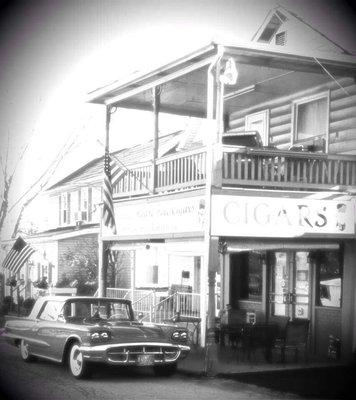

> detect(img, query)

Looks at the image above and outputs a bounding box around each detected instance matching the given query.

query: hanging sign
[114,196,205,237]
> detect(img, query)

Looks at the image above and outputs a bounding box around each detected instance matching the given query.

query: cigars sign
[211,195,355,237]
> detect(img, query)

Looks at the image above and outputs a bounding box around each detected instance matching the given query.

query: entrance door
[269,251,311,320]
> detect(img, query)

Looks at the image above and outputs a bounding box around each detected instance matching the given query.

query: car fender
[61,335,83,363]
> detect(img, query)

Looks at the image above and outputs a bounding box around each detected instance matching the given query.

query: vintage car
[2,296,190,379]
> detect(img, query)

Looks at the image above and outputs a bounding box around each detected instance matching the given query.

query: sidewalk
[178,345,348,377]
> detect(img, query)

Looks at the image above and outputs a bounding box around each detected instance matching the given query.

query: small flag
[220,57,238,85]
[103,149,117,234]
[2,237,35,274]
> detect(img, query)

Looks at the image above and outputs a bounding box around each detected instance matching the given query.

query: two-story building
[84,9,356,359]
[3,6,356,362]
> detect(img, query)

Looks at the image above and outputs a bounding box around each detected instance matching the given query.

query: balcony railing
[222,147,356,191]
[112,146,356,197]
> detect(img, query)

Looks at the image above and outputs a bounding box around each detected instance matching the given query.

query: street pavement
[0,337,303,400]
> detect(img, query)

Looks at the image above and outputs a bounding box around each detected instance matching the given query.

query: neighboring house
[1,131,190,298]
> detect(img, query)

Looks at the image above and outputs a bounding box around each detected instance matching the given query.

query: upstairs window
[59,193,71,225]
[257,12,286,43]
[293,93,328,143]
[75,187,92,222]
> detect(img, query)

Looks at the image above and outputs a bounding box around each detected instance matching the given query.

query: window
[257,14,283,43]
[59,193,71,225]
[245,110,269,146]
[275,31,286,46]
[39,301,63,321]
[75,188,92,222]
[314,250,342,308]
[147,264,158,284]
[231,252,263,302]
[294,94,328,143]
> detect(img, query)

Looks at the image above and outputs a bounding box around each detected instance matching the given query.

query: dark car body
[3,296,190,378]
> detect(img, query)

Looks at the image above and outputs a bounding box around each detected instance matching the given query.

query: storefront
[212,189,356,360]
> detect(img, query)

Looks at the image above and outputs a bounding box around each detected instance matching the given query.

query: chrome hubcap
[70,345,83,376]
[20,340,29,359]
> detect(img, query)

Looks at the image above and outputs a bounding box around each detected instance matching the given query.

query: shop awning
[225,240,340,253]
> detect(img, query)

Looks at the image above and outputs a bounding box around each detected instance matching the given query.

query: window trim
[291,91,330,152]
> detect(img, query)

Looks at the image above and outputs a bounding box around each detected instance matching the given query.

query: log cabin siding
[229,77,356,154]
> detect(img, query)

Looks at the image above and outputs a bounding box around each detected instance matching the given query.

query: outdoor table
[219,322,278,362]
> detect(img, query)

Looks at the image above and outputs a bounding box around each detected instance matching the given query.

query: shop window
[231,252,263,302]
[293,94,328,143]
[313,250,342,308]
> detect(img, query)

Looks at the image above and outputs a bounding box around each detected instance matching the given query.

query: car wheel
[20,339,35,362]
[153,363,177,377]
[68,343,91,379]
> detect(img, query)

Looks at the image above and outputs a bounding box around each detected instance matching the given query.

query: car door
[31,300,66,361]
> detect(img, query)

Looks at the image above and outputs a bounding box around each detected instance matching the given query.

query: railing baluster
[251,154,256,181]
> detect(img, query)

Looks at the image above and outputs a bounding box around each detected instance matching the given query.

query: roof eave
[87,42,356,107]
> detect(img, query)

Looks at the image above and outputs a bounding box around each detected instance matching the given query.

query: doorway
[269,251,311,320]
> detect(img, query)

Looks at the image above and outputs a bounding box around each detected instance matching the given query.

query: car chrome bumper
[79,342,190,365]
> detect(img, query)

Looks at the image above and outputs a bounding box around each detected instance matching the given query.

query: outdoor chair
[273,319,310,363]
[268,315,290,341]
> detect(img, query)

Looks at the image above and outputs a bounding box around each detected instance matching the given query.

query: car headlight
[172,331,180,340]
[180,331,188,340]
[90,331,111,342]
[171,330,188,341]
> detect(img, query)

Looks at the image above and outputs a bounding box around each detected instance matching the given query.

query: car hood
[91,322,167,343]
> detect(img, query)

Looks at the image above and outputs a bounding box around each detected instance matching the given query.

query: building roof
[48,130,184,191]
[252,5,351,55]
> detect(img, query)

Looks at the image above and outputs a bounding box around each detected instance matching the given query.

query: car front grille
[107,345,180,363]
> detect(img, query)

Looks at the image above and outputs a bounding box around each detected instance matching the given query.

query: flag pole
[98,106,111,298]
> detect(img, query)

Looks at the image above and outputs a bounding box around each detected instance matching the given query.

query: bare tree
[0,137,29,236]
[0,133,79,240]
[10,137,78,238]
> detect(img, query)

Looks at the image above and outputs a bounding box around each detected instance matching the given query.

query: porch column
[201,48,224,347]
[151,86,160,193]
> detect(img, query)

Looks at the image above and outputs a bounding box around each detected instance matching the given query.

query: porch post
[201,47,224,348]
[151,86,160,193]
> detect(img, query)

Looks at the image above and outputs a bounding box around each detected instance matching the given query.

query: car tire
[153,363,177,377]
[20,339,35,362]
[68,343,91,379]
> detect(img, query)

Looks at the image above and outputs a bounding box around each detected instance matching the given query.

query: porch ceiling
[87,43,356,118]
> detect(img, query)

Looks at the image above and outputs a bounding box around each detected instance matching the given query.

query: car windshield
[63,300,132,323]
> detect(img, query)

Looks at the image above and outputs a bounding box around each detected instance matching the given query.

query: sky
[0,0,355,239]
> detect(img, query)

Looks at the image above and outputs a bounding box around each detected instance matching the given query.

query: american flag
[2,237,35,274]
[103,149,117,234]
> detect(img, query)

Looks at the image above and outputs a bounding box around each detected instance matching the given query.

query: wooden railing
[222,147,356,191]
[156,148,206,191]
[111,146,356,197]
[112,162,151,197]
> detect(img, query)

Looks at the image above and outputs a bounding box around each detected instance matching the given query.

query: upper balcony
[88,43,356,199]
[112,144,356,198]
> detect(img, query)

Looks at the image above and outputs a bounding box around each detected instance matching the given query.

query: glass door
[269,251,311,320]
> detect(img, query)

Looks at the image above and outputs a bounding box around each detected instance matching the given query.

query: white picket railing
[105,287,201,323]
